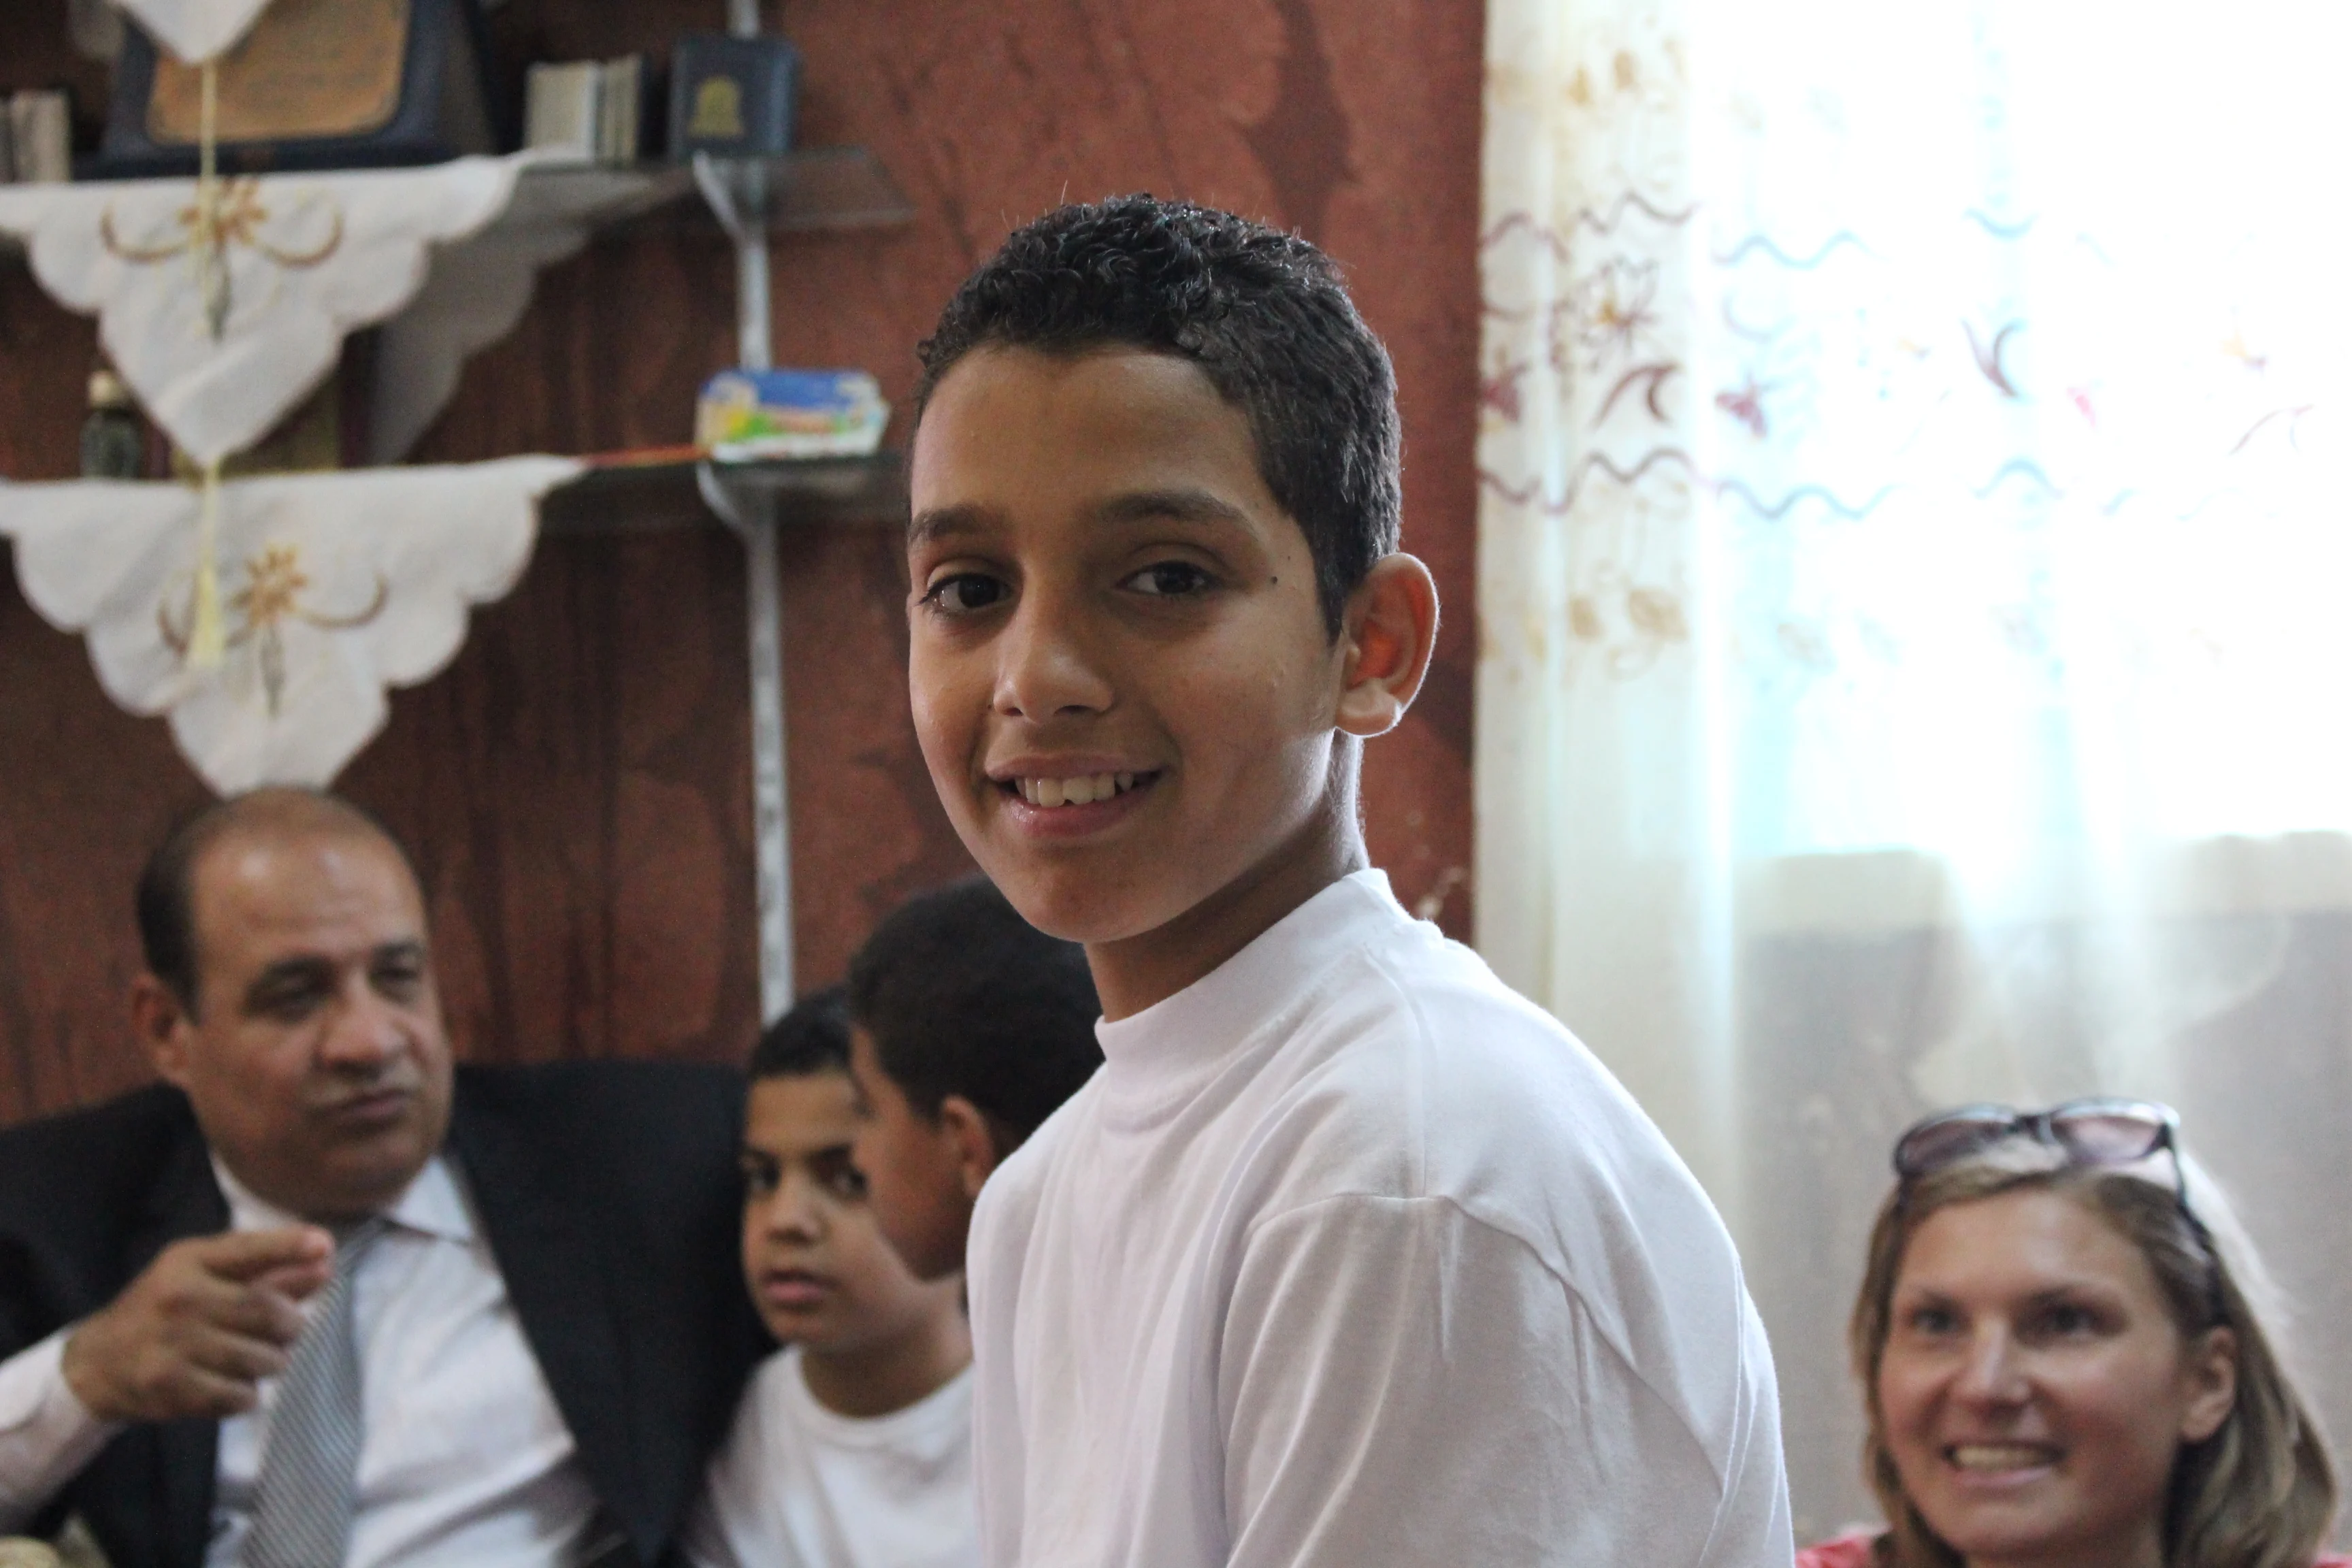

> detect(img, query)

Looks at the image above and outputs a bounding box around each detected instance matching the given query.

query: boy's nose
[994,597,1114,718]
[763,1175,827,1240]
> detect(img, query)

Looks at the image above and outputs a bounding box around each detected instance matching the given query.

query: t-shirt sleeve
[1220,1195,1793,1568]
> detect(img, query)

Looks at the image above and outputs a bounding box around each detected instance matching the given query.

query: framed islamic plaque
[94,0,498,178]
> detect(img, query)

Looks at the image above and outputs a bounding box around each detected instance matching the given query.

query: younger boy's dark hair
[749,984,853,1080]
[914,194,1401,636]
[847,877,1101,1149]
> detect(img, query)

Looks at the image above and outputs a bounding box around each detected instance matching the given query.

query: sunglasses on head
[1891,1096,2221,1311]
[1893,1097,2183,1183]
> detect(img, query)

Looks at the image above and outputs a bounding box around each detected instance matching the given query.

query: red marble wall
[0,0,1482,1117]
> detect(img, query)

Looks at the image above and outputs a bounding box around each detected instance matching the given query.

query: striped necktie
[241,1215,389,1568]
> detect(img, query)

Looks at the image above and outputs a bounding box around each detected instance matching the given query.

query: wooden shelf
[534,147,916,238]
[541,451,906,534]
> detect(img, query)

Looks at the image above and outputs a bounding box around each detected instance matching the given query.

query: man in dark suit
[0,789,766,1568]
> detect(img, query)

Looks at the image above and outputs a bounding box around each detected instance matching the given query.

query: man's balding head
[137,789,416,1017]
[129,790,451,1220]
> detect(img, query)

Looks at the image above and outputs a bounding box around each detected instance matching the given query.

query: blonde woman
[1800,1100,2343,1568]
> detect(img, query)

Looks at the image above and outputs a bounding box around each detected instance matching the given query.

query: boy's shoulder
[1238,885,1746,1310]
[1274,887,1673,1181]
[995,870,1705,1228]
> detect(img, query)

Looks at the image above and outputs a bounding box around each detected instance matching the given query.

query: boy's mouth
[758,1267,834,1312]
[1004,770,1158,808]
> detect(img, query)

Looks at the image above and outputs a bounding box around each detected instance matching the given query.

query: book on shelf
[525,54,649,165]
[4,92,73,184]
[668,34,799,161]
[598,56,644,165]
[524,61,599,162]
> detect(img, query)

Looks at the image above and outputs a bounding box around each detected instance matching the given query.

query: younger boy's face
[906,346,1348,952]
[739,1071,955,1351]
[845,1025,977,1282]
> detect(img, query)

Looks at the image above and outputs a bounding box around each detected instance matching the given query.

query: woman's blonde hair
[1849,1145,2336,1568]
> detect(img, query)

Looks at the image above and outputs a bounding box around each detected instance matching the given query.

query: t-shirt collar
[1092,868,1401,1108]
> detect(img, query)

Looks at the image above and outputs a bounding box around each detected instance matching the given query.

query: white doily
[0,154,532,466]
[368,164,672,463]
[0,457,582,794]
[113,0,274,63]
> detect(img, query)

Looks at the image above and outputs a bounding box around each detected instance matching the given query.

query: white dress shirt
[0,1154,601,1566]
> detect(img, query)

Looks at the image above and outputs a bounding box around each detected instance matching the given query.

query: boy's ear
[937,1094,1003,1200]
[1335,553,1439,739]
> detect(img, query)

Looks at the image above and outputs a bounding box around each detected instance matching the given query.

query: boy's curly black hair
[913,195,1401,636]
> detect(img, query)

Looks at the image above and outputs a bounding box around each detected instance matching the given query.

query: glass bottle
[80,369,146,480]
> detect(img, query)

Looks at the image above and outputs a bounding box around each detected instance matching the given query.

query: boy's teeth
[1021,772,1140,807]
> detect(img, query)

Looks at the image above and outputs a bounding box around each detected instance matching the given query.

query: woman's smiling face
[1875,1188,2237,1568]
[904,344,1350,968]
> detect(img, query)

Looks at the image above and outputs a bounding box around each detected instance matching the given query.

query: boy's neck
[799,1305,973,1420]
[1087,792,1369,1022]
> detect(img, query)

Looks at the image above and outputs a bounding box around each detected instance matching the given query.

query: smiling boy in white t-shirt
[902,195,1796,1568]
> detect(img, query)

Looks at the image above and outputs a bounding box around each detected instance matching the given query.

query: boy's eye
[1122,561,1215,598]
[921,572,1010,615]
[740,1156,780,1198]
[813,1150,868,1201]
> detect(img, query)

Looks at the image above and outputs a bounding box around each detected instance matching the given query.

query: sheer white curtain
[1476,0,2352,1537]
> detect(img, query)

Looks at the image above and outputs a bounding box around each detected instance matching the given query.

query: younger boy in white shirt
[903,196,1797,1567]
[685,987,976,1568]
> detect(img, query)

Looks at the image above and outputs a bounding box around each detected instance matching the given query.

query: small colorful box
[696,369,889,462]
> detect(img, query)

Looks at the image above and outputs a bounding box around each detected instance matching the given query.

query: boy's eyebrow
[909,488,1252,549]
[907,502,998,550]
[1090,487,1251,530]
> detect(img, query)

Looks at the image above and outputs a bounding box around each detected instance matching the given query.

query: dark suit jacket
[0,1061,768,1568]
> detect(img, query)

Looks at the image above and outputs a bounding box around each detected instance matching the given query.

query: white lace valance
[0,457,582,794]
[0,155,537,466]
[114,0,273,63]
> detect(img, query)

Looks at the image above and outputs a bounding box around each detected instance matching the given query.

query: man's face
[905,346,1348,949]
[147,828,452,1221]
[739,1071,960,1348]
[845,1024,975,1281]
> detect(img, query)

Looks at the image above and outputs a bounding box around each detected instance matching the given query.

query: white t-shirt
[684,1346,979,1568]
[968,870,1795,1568]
